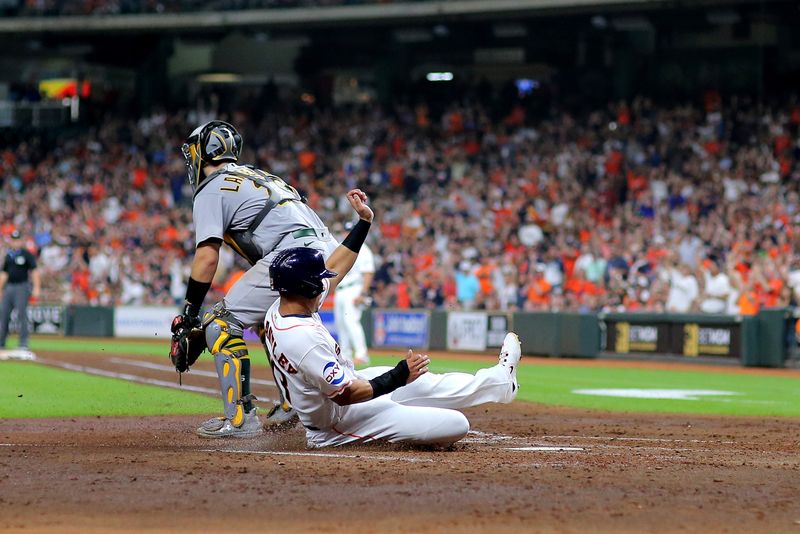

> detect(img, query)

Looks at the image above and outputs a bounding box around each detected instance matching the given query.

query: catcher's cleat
[263,402,299,431]
[498,332,521,393]
[196,408,263,439]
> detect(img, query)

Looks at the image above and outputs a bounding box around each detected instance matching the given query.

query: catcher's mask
[181,120,242,194]
[269,247,337,299]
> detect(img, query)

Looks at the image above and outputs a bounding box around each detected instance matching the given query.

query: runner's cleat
[498,332,521,392]
[264,401,299,431]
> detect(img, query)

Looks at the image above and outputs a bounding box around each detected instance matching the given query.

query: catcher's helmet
[270,247,337,299]
[181,120,242,194]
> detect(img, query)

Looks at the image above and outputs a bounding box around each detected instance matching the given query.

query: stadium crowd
[2,93,800,315]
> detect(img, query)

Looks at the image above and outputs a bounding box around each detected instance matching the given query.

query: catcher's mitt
[169,314,205,373]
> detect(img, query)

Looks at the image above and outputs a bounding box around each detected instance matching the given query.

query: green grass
[0,362,220,419]
[6,337,171,358]
[6,336,800,418]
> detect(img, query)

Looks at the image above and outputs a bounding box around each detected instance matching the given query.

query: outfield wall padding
[64,306,115,337]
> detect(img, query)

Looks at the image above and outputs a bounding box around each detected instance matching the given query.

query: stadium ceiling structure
[0,0,768,34]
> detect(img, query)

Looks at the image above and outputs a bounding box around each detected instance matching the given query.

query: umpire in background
[0,230,40,350]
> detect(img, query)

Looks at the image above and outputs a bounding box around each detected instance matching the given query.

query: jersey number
[235,166,301,203]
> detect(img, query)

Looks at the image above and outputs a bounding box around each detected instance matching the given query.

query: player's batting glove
[169,309,204,373]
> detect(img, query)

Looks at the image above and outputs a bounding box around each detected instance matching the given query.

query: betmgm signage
[614,322,659,353]
[606,318,739,359]
[683,323,733,357]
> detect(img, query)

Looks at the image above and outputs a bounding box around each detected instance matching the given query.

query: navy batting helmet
[270,247,337,299]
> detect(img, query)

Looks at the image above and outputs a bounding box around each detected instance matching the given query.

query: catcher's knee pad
[204,303,251,426]
[203,303,246,354]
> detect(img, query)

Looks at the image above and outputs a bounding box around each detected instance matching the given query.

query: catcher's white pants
[305,363,516,448]
[333,284,368,363]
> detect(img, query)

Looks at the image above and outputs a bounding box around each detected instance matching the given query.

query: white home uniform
[333,243,374,364]
[263,283,518,448]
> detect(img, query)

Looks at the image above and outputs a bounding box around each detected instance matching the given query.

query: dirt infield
[2,351,799,533]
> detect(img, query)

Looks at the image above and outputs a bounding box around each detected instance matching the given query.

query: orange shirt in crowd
[380,222,401,239]
[763,278,784,307]
[413,252,434,273]
[738,292,759,315]
[389,163,404,188]
[626,170,647,197]
[396,281,411,309]
[1,222,15,236]
[464,138,480,156]
[704,140,721,156]
[564,278,604,298]
[605,150,623,177]
[475,264,494,295]
[448,111,464,134]
[526,278,551,306]
[392,136,405,156]
[298,150,317,172]
[132,168,147,188]
[617,107,631,126]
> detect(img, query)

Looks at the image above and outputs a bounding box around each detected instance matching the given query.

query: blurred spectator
[699,258,731,314]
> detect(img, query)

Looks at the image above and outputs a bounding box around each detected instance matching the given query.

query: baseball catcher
[170,120,341,438]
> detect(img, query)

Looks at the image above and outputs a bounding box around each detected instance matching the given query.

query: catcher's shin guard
[204,305,253,426]
[214,351,244,426]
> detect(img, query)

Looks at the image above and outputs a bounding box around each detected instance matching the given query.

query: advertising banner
[486,313,510,348]
[114,306,178,338]
[372,310,429,349]
[605,320,671,354]
[603,315,741,359]
[8,304,63,335]
[447,312,488,351]
[680,323,740,358]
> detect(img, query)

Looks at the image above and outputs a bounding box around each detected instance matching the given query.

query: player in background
[170,120,341,438]
[0,230,40,352]
[264,191,522,448]
[333,221,375,366]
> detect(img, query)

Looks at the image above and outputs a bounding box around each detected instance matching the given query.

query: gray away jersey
[192,163,328,259]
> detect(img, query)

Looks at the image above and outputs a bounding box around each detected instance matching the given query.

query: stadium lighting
[590,15,608,29]
[515,79,539,96]
[196,73,241,83]
[426,72,454,82]
[493,23,527,38]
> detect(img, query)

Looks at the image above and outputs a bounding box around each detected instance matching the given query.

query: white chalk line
[37,358,278,402]
[199,448,434,463]
[506,446,585,452]
[540,435,736,444]
[463,430,515,444]
[110,357,276,387]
